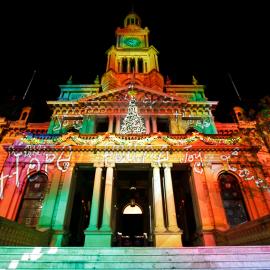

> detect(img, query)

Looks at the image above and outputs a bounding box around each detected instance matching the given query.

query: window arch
[218,173,249,226]
[186,127,198,134]
[67,126,79,133]
[16,172,48,228]
[123,203,143,215]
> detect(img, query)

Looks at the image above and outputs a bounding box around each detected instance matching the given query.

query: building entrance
[172,165,198,246]
[68,167,95,246]
[113,164,152,247]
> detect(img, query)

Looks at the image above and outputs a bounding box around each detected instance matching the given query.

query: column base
[84,231,112,247]
[50,230,69,247]
[201,230,216,246]
[155,231,183,247]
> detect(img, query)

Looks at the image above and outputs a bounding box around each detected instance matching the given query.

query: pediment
[78,86,185,106]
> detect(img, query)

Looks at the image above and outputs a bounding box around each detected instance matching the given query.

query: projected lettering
[0,146,72,199]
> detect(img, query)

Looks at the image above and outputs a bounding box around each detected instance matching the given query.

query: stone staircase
[0,246,270,269]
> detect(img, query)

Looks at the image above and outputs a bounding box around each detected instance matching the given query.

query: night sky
[1,1,269,123]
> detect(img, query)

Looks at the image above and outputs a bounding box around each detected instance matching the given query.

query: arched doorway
[16,172,48,228]
[113,165,151,247]
[120,202,145,246]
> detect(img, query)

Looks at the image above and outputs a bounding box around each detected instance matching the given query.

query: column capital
[68,163,76,170]
[163,162,173,168]
[151,162,161,168]
[105,161,115,168]
[94,162,104,168]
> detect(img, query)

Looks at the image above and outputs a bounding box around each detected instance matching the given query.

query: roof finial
[67,75,73,84]
[94,75,100,84]
[192,75,198,86]
[166,75,172,85]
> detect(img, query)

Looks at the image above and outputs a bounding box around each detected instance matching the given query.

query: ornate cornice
[3,131,260,153]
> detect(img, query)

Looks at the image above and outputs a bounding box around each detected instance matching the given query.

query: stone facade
[0,12,269,247]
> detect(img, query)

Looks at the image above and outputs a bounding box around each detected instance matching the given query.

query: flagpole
[228,73,242,102]
[22,70,37,100]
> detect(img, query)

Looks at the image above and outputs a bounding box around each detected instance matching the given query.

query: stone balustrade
[215,215,270,245]
[0,217,52,246]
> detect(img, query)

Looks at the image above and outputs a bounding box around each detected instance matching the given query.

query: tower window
[138,58,143,73]
[186,127,198,134]
[157,117,170,133]
[122,58,128,73]
[96,117,109,133]
[130,58,135,73]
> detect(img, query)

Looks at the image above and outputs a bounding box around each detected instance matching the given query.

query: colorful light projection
[120,94,146,134]
[0,142,72,199]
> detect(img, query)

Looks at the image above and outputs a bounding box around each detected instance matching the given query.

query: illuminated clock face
[123,37,141,47]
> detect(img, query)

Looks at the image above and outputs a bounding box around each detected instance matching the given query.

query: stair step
[0,246,269,270]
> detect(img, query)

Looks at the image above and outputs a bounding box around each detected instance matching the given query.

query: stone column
[151,116,157,133]
[152,163,166,233]
[98,162,115,246]
[127,58,130,73]
[163,163,179,232]
[84,162,104,246]
[87,163,104,230]
[108,116,114,133]
[145,116,150,134]
[115,116,121,134]
[152,163,183,247]
[135,58,138,73]
[100,162,115,231]
[119,60,122,73]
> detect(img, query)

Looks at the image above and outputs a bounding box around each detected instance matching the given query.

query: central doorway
[113,164,153,247]
[68,166,95,246]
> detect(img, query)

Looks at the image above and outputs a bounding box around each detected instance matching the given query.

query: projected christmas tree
[120,91,146,134]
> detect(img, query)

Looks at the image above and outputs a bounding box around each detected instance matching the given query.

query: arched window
[186,127,198,134]
[67,126,79,133]
[123,203,143,215]
[16,172,48,228]
[130,58,135,73]
[122,58,128,73]
[138,58,143,73]
[219,173,249,227]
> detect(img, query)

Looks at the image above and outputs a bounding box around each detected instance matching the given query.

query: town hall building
[0,11,270,249]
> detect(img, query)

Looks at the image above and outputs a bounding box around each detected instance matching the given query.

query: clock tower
[101,11,164,91]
